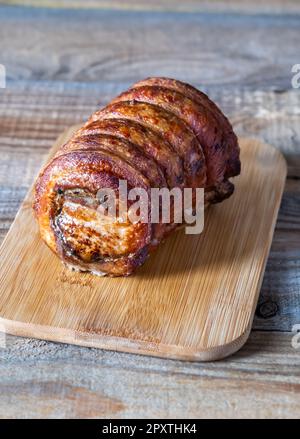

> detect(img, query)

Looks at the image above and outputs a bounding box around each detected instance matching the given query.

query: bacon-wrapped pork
[33,77,240,276]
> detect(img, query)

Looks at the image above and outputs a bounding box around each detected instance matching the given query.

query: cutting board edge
[0,315,252,362]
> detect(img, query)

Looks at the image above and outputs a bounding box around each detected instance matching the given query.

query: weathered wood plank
[0,82,299,173]
[2,0,300,14]
[0,331,299,418]
[0,6,299,88]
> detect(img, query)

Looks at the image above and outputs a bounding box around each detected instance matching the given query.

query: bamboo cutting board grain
[0,127,287,361]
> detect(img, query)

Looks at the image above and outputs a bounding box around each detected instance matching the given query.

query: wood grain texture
[0,129,287,361]
[0,331,300,419]
[0,82,299,176]
[0,6,299,89]
[3,0,300,14]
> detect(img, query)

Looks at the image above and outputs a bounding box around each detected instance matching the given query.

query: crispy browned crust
[93,101,207,190]
[112,83,240,201]
[132,77,241,180]
[33,77,240,276]
[77,118,184,189]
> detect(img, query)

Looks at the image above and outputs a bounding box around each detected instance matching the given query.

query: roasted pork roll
[33,77,240,276]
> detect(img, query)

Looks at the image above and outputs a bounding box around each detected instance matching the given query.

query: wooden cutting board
[0,127,287,361]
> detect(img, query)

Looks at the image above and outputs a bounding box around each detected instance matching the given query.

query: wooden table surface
[0,1,299,419]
